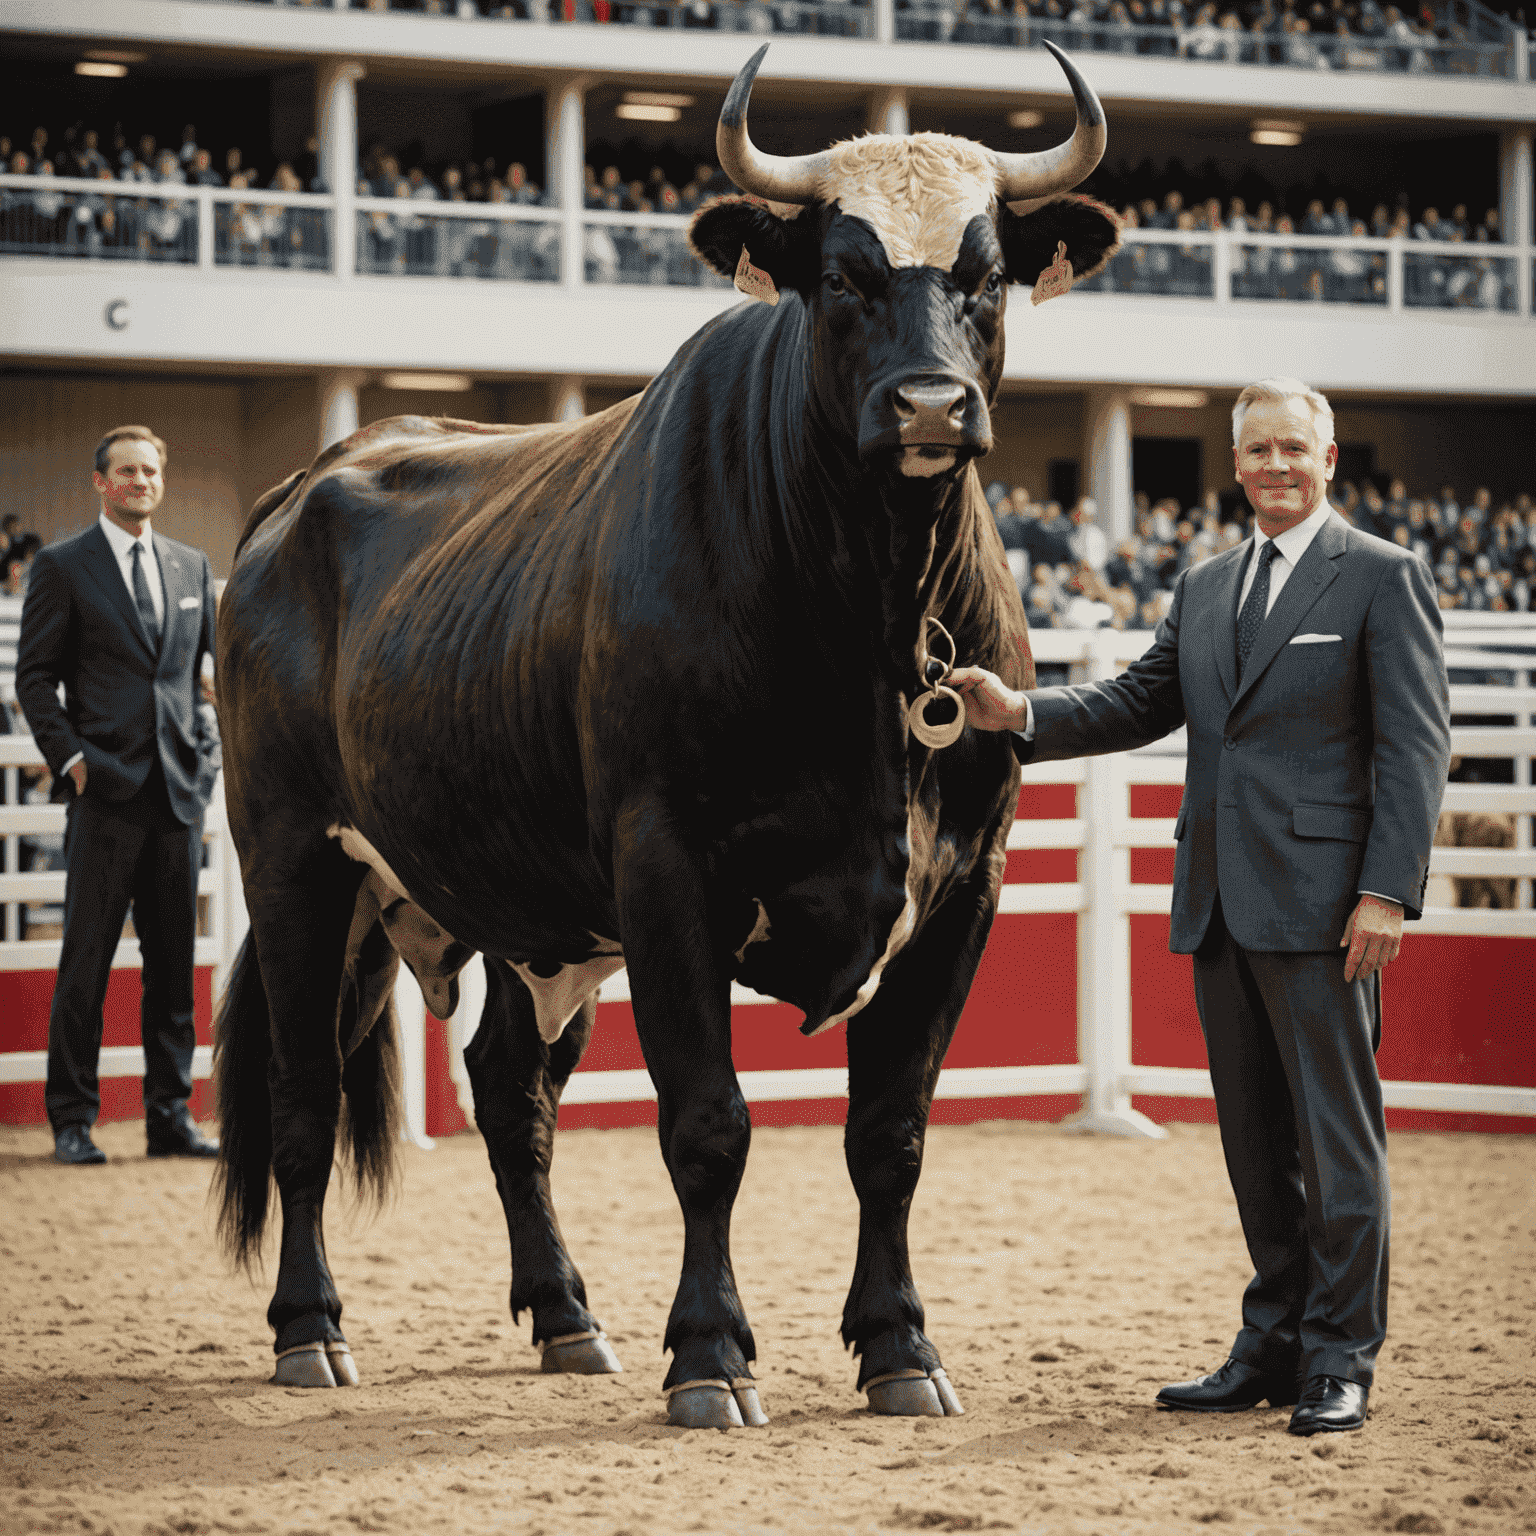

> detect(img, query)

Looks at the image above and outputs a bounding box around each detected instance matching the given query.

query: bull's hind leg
[840,878,997,1418]
[463,961,621,1375]
[247,837,368,1386]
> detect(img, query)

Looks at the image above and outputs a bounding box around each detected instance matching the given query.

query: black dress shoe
[147,1112,219,1159]
[1156,1358,1301,1412]
[54,1125,107,1165]
[1288,1375,1368,1435]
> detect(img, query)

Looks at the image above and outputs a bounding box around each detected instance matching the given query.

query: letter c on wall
[104,299,130,331]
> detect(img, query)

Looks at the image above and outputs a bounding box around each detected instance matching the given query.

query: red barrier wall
[0,968,216,1124]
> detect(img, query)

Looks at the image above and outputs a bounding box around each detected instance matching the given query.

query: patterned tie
[1236,540,1280,682]
[131,542,161,647]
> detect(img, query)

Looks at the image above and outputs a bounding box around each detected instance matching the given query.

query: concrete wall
[0,373,249,575]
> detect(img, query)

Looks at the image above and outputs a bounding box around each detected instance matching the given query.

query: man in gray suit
[18,425,221,1166]
[952,378,1450,1436]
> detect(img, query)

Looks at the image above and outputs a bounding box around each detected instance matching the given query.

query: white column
[1083,387,1133,546]
[547,78,587,292]
[867,88,909,137]
[1500,127,1533,317]
[316,60,364,280]
[548,375,585,422]
[318,370,365,450]
[873,0,896,42]
[393,970,435,1150]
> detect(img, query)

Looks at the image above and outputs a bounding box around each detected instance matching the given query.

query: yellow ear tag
[734,246,780,306]
[1030,241,1074,306]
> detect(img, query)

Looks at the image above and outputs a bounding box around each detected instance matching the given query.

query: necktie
[131,542,160,647]
[1236,540,1280,681]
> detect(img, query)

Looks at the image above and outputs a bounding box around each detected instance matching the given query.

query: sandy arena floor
[1,1117,1532,1536]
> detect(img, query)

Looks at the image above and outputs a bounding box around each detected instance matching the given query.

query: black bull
[213,85,1119,1428]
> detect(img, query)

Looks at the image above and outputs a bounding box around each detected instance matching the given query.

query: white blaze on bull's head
[819,135,998,274]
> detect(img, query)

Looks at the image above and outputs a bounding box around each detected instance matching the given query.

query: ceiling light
[1130,387,1209,410]
[1250,118,1304,147]
[75,61,128,78]
[85,48,148,63]
[615,103,681,123]
[380,371,473,392]
[1007,109,1044,130]
[622,90,695,109]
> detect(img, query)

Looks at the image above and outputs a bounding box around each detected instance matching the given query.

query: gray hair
[1231,377,1335,448]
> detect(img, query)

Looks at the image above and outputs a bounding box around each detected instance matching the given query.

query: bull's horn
[717,44,831,206]
[992,40,1107,202]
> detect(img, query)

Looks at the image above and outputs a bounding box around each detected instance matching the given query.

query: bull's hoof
[272,1342,338,1388]
[732,1380,770,1427]
[665,1379,746,1430]
[866,1367,963,1417]
[326,1341,360,1387]
[540,1330,624,1376]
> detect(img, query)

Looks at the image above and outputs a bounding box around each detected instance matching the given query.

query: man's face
[1233,397,1336,533]
[93,439,164,528]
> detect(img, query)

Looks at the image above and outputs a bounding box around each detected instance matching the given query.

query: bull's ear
[999,194,1121,290]
[689,195,820,295]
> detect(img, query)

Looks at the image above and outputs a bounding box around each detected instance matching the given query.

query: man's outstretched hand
[948,666,1029,733]
[1340,893,1403,983]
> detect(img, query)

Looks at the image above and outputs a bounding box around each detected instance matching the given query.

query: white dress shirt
[98,511,165,627]
[59,516,165,779]
[1235,500,1333,620]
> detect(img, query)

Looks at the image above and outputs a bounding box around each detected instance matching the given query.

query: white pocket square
[1290,634,1341,645]
[178,596,200,610]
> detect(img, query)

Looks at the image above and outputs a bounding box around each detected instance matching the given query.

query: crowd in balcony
[1081,183,1515,310]
[0,121,327,266]
[1,116,1520,311]
[242,0,1520,76]
[991,474,1536,636]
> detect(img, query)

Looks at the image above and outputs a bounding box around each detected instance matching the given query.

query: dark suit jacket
[16,522,221,826]
[1012,513,1452,953]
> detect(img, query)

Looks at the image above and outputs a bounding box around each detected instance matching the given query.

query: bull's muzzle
[859,373,993,465]
[895,381,967,447]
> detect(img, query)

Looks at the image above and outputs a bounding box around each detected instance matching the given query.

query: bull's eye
[824,271,847,296]
[984,271,1003,297]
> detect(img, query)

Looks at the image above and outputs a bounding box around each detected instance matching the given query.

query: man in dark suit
[17,424,221,1166]
[952,378,1450,1437]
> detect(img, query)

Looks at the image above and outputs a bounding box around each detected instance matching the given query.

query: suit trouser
[44,766,203,1132]
[1191,895,1389,1388]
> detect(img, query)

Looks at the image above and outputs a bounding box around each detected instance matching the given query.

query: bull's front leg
[614,797,764,1430]
[841,873,999,1418]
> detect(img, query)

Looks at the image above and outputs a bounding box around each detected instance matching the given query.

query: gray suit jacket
[17,523,221,826]
[1012,513,1452,953]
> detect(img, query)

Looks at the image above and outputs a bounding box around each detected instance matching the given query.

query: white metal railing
[193,0,1523,73]
[3,173,1531,318]
[1079,226,1530,317]
[0,174,332,272]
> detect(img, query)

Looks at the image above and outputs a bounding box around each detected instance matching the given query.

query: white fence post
[1064,633,1166,1138]
[393,970,436,1150]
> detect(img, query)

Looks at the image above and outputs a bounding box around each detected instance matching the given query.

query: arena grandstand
[0,0,1530,1135]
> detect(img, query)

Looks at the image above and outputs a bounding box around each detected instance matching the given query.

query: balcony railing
[197,0,1530,77]
[0,175,332,270]
[895,8,1516,73]
[1076,227,1530,314]
[353,195,560,280]
[3,177,1531,318]
[581,208,733,287]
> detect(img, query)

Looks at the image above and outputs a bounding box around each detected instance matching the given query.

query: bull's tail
[213,933,274,1268]
[337,970,403,1214]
